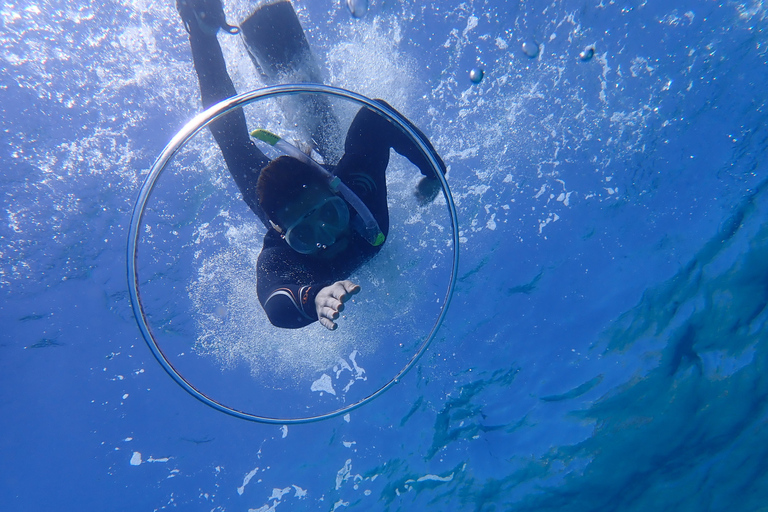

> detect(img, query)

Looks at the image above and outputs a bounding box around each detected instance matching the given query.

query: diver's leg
[241,0,343,162]
[240,0,315,80]
[180,3,271,226]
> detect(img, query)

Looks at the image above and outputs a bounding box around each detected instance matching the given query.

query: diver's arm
[260,282,324,329]
[342,101,446,205]
[344,100,447,178]
[256,237,328,329]
[387,108,447,181]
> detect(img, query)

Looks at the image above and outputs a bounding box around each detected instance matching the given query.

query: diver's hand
[315,280,360,331]
[415,176,441,205]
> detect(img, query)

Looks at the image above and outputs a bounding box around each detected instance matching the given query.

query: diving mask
[282,195,350,254]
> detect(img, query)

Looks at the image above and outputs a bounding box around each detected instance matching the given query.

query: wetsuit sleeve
[333,100,446,237]
[187,24,271,227]
[255,234,330,328]
[343,100,447,179]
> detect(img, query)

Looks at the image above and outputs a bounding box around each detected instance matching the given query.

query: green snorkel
[251,129,386,247]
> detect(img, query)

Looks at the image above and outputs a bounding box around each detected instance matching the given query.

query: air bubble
[579,46,595,61]
[522,40,539,58]
[346,0,368,18]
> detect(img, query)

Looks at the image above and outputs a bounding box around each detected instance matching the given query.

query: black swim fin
[177,0,239,35]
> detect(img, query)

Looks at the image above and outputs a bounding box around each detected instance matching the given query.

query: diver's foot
[177,0,239,35]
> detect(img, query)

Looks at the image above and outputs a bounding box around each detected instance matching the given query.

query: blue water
[2,0,768,510]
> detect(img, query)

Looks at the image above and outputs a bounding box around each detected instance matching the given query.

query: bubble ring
[126,84,459,424]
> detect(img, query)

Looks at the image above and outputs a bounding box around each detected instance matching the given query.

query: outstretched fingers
[337,280,361,300]
[318,315,337,331]
[315,281,361,331]
[317,302,340,330]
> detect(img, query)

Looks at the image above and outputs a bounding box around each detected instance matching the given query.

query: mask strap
[269,220,283,234]
[252,129,385,247]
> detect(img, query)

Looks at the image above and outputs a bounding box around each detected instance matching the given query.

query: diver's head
[257,156,351,255]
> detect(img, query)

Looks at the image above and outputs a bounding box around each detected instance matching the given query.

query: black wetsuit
[187,23,444,328]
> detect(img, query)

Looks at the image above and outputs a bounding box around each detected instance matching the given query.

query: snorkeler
[176,0,446,330]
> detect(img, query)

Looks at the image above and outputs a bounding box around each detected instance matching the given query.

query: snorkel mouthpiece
[251,129,385,247]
